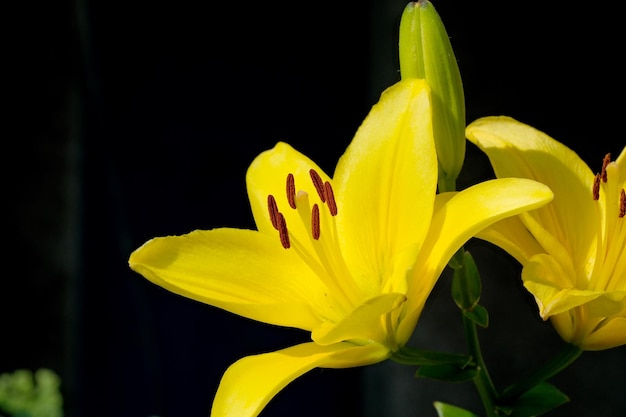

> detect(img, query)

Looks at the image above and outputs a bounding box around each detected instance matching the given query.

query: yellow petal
[246,142,331,239]
[333,79,437,293]
[422,178,553,290]
[474,216,545,264]
[311,293,406,346]
[211,342,389,417]
[396,177,553,342]
[466,116,598,271]
[523,254,599,317]
[580,317,626,350]
[129,228,324,330]
[585,290,626,317]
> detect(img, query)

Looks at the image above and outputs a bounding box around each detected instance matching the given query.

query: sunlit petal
[466,116,597,267]
[468,116,626,350]
[421,178,552,287]
[211,342,389,417]
[333,79,437,294]
[397,177,553,342]
[129,228,324,330]
[246,142,331,240]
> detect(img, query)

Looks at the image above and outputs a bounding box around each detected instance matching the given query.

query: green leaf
[434,402,480,417]
[463,304,489,328]
[508,382,570,417]
[416,364,478,382]
[391,346,473,367]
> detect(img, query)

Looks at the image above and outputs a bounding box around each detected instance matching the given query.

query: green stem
[463,315,498,417]
[500,343,582,402]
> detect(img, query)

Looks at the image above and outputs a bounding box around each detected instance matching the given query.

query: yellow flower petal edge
[467,116,626,350]
[212,342,388,417]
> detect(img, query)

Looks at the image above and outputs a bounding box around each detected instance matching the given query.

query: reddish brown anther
[311,204,320,240]
[324,181,338,216]
[267,195,280,229]
[277,212,290,249]
[309,169,326,203]
[592,173,601,201]
[286,173,296,209]
[620,189,626,218]
[601,153,611,183]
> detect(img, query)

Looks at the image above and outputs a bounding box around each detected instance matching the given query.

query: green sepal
[434,402,480,417]
[451,250,482,310]
[391,346,473,367]
[507,382,570,417]
[463,304,489,328]
[416,363,478,382]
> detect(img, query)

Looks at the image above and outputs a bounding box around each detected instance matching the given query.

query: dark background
[6,0,626,416]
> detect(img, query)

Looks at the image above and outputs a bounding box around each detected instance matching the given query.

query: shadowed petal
[580,317,626,350]
[311,293,406,347]
[474,216,546,264]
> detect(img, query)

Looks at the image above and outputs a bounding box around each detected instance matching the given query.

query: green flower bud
[399,1,465,192]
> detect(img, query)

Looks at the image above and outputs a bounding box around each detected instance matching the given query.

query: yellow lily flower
[129,81,553,417]
[467,116,626,351]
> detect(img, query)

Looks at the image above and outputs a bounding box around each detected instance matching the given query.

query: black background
[6,1,626,416]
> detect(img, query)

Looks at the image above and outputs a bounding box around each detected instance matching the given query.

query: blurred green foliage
[0,369,63,417]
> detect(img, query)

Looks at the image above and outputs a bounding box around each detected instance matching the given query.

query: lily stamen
[268,172,340,250]
[267,194,291,248]
[309,169,327,202]
[324,181,338,216]
[620,189,625,218]
[312,204,321,240]
[277,212,290,249]
[593,173,601,201]
[286,173,296,209]
[267,195,280,229]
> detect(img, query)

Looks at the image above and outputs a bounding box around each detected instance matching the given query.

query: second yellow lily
[467,116,626,351]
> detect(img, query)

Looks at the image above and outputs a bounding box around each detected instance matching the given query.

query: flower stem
[463,314,498,417]
[500,343,582,402]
